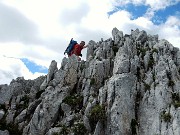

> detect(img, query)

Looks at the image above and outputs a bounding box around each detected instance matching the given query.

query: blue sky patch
[108,2,180,25]
[152,2,180,25]
[21,58,48,74]
[108,3,149,19]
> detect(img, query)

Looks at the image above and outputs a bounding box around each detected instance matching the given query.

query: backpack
[64,38,77,55]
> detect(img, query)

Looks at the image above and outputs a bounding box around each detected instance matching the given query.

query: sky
[0,0,180,85]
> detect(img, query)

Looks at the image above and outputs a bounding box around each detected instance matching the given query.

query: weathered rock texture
[1,28,180,135]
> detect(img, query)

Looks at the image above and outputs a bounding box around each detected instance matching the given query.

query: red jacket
[70,44,83,56]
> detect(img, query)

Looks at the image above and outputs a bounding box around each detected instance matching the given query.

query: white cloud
[144,0,180,19]
[132,17,155,30]
[111,0,180,19]
[0,55,46,85]
[165,16,180,26]
[145,0,180,10]
[157,16,180,46]
[0,0,180,84]
[0,2,40,43]
[112,0,180,10]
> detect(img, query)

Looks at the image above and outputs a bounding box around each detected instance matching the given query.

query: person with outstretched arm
[71,41,87,60]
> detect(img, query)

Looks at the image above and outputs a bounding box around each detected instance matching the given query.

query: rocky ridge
[0,28,180,135]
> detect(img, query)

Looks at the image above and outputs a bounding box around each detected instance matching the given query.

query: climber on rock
[64,39,87,61]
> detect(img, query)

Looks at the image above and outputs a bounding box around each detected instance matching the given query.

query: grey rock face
[87,40,96,60]
[15,109,27,124]
[0,130,9,135]
[0,84,9,104]
[106,74,137,135]
[136,30,147,43]
[113,48,130,74]
[23,86,69,135]
[40,60,58,90]
[47,60,58,83]
[0,110,5,120]
[1,28,180,135]
[131,28,140,40]
[112,27,123,45]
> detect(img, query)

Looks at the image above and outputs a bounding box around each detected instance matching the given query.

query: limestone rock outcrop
[0,28,180,135]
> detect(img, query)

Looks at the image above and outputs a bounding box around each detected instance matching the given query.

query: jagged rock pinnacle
[0,28,180,135]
